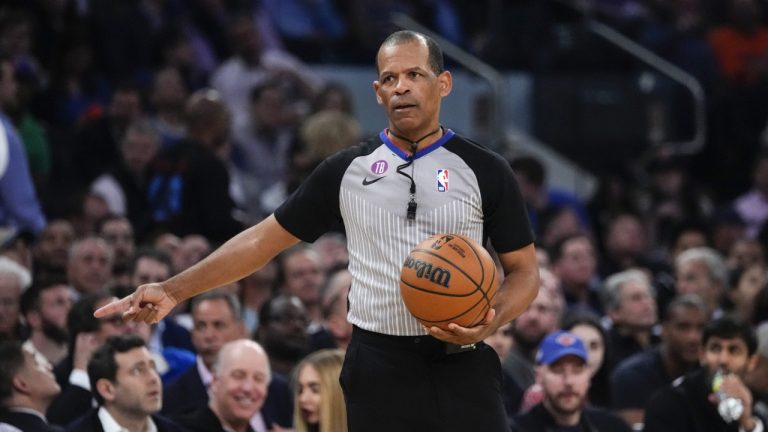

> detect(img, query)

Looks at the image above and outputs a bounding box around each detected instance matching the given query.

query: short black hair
[377,30,444,76]
[0,341,25,404]
[88,335,146,405]
[66,292,114,352]
[702,316,757,356]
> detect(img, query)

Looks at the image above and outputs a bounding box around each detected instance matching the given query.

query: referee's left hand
[425,308,497,345]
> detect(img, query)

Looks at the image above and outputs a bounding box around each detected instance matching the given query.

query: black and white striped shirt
[275,129,533,336]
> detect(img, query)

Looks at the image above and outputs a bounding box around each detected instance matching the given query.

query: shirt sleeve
[274,151,350,242]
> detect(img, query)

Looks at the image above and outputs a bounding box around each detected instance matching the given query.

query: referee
[96,30,540,432]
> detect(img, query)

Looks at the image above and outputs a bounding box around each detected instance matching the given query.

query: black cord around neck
[390,126,443,221]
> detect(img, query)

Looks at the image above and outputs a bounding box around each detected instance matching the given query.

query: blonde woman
[293,349,347,432]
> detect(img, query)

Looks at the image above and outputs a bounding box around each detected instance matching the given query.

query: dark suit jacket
[511,403,632,432]
[177,405,254,432]
[64,408,184,432]
[46,383,93,427]
[0,409,63,432]
[162,363,293,428]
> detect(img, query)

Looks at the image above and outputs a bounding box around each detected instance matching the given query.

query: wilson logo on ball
[402,256,452,288]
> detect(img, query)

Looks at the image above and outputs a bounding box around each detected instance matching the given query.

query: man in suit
[178,339,269,432]
[0,341,62,431]
[162,291,292,430]
[48,292,141,425]
[65,335,182,431]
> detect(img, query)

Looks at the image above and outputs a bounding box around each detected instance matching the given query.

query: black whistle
[407,200,417,220]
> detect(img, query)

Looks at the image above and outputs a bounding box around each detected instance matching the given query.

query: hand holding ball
[400,233,500,330]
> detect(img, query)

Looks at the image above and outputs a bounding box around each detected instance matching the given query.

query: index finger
[93,296,131,318]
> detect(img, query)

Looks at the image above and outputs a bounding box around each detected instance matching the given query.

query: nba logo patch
[437,169,449,192]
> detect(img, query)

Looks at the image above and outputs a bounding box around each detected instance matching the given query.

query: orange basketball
[399,233,500,330]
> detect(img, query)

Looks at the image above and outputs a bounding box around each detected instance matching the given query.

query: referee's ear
[438,71,452,98]
[373,80,383,105]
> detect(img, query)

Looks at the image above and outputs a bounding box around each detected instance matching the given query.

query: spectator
[310,83,354,115]
[519,312,612,411]
[551,234,603,315]
[675,246,729,317]
[284,110,362,201]
[598,212,653,278]
[291,349,347,432]
[503,272,563,390]
[262,0,346,63]
[0,341,62,432]
[563,314,611,407]
[47,292,142,426]
[178,339,271,432]
[510,331,631,431]
[239,261,278,335]
[255,294,311,377]
[279,244,326,329]
[601,269,660,368]
[71,83,144,188]
[727,263,767,323]
[0,257,31,341]
[90,121,161,239]
[611,294,707,428]
[230,80,296,219]
[727,238,765,270]
[0,55,46,236]
[126,248,195,381]
[162,292,245,417]
[33,220,76,277]
[709,0,768,87]
[733,152,768,239]
[146,89,243,243]
[65,335,182,431]
[20,274,75,365]
[97,215,135,285]
[210,16,321,127]
[177,234,211,274]
[312,232,348,273]
[644,316,765,431]
[509,156,590,236]
[312,269,352,352]
[65,236,114,295]
[162,292,292,430]
[148,67,188,148]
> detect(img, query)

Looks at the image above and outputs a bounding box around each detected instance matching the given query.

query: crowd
[0,0,767,431]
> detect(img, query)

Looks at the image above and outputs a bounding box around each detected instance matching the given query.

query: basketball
[400,233,500,330]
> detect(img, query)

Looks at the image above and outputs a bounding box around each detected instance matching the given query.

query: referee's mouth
[393,103,417,113]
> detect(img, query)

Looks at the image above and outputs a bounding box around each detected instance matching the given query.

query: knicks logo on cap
[437,169,449,192]
[556,333,576,347]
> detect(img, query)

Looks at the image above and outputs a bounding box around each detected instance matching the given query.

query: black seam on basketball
[411,248,483,289]
[461,237,498,308]
[424,235,496,306]
[399,278,477,297]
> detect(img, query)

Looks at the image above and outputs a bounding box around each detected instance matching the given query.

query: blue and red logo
[437,169,449,192]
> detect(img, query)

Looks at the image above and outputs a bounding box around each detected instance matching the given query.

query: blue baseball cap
[536,330,588,365]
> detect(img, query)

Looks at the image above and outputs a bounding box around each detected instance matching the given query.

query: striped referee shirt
[275,129,533,336]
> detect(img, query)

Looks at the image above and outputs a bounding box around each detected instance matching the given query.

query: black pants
[340,326,509,432]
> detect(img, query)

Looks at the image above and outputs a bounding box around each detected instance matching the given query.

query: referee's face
[374,40,452,144]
